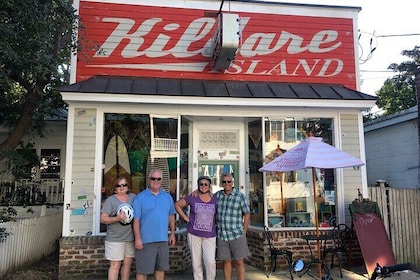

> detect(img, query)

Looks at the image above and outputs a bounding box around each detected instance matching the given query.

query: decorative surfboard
[103,135,131,198]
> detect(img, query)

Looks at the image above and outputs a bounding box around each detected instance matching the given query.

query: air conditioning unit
[210,13,240,71]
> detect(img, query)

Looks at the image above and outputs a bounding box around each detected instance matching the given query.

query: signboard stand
[349,200,396,277]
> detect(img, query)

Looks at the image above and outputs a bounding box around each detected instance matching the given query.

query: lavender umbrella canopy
[259,137,365,277]
[259,137,365,172]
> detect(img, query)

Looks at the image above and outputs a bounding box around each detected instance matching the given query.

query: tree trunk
[0,89,41,161]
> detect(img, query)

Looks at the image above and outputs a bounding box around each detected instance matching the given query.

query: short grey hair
[221,173,233,180]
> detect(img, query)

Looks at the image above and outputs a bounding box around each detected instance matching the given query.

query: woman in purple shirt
[175,175,217,280]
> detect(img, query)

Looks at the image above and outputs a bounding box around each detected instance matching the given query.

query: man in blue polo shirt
[133,169,176,280]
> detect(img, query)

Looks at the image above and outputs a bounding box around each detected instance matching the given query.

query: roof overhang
[60,76,377,110]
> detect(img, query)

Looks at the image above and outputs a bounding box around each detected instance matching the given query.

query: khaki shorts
[105,240,135,261]
[217,234,250,261]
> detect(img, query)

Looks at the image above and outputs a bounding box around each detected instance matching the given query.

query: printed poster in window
[325,190,335,205]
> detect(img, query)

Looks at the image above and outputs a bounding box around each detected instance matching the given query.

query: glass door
[198,160,239,193]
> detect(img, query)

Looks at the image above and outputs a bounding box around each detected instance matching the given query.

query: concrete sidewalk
[148,264,370,280]
[146,264,420,280]
[90,263,420,280]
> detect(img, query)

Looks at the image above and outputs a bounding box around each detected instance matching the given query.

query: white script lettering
[94,17,343,60]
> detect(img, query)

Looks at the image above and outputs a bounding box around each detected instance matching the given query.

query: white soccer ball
[117,203,134,224]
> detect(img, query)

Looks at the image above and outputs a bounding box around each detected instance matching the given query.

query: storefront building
[58,0,376,277]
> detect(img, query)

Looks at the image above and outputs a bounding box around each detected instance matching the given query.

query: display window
[100,113,182,232]
[249,117,336,228]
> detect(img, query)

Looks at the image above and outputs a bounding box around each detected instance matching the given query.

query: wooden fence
[368,183,420,269]
[0,208,63,277]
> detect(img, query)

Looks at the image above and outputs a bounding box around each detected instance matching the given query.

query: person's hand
[135,238,143,250]
[118,211,127,222]
[191,190,198,198]
[168,232,176,246]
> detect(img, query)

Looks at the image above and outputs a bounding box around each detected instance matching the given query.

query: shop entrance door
[198,160,239,193]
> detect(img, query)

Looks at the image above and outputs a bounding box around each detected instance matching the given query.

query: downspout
[415,68,420,188]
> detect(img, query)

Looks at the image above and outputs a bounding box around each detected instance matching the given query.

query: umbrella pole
[312,167,322,277]
[280,173,284,213]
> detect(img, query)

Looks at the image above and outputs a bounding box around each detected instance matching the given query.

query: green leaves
[375,46,420,116]
[0,0,78,158]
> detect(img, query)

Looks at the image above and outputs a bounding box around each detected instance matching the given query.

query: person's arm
[241,193,251,235]
[243,212,250,235]
[100,211,125,224]
[133,218,143,250]
[175,198,190,222]
[168,214,176,245]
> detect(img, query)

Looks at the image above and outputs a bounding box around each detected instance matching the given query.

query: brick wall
[58,228,361,278]
[246,228,363,272]
[246,228,317,271]
[59,236,107,279]
[59,231,190,279]
[168,231,192,274]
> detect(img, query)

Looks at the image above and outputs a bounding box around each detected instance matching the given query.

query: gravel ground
[2,250,58,280]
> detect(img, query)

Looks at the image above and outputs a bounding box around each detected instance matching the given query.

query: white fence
[153,138,178,151]
[17,179,64,204]
[0,207,63,276]
[0,179,64,205]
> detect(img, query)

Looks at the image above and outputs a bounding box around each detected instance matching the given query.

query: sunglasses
[115,183,128,187]
[222,180,232,184]
[150,177,162,181]
[199,182,209,187]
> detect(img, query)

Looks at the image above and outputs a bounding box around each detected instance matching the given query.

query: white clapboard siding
[69,108,97,235]
[340,113,364,224]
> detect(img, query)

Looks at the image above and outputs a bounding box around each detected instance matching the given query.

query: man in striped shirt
[215,173,250,280]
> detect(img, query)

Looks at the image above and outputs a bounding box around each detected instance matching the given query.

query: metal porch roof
[60,76,377,101]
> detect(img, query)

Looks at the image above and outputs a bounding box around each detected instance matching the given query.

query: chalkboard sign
[350,201,396,277]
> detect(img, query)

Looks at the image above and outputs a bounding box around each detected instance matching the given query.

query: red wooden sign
[76,1,357,88]
[352,212,396,277]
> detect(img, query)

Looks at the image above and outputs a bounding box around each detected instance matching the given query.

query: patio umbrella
[259,137,365,277]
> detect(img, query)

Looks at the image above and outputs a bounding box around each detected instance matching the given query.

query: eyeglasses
[116,183,128,187]
[222,180,232,184]
[150,177,162,181]
[199,183,209,187]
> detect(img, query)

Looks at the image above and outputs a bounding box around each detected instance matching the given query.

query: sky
[264,0,420,96]
[358,0,420,96]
